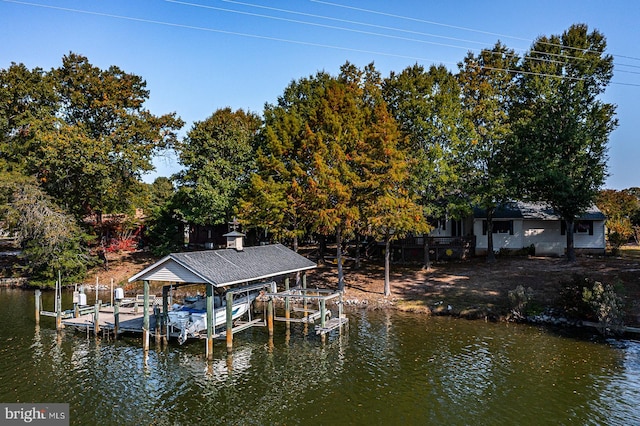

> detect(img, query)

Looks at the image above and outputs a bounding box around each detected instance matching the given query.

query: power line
[221,0,491,48]
[166,0,483,53]
[311,0,640,62]
[171,0,634,73]
[2,0,639,87]
[310,0,532,42]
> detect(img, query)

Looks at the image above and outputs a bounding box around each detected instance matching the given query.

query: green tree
[0,63,55,174]
[1,53,183,221]
[238,75,326,251]
[174,108,261,226]
[457,42,520,262]
[510,24,618,261]
[384,64,467,268]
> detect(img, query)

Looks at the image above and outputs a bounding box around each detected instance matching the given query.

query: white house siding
[473,219,525,254]
[475,219,606,256]
[522,219,565,256]
[574,220,606,252]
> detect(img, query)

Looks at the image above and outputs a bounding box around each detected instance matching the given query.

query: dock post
[114,301,120,338]
[226,291,233,354]
[162,286,169,346]
[94,301,101,336]
[35,290,41,324]
[267,296,274,338]
[339,291,344,334]
[320,298,326,329]
[206,284,214,360]
[302,273,308,317]
[284,277,290,332]
[143,280,150,352]
[154,304,161,345]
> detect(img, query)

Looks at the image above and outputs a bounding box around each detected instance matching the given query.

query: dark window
[483,220,513,235]
[561,221,594,235]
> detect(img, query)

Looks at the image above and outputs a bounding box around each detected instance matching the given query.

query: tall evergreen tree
[355,66,427,295]
[384,64,466,268]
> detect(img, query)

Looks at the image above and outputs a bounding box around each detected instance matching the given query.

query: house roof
[473,201,606,221]
[128,243,316,287]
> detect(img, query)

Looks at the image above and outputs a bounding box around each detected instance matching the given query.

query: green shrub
[508,285,534,320]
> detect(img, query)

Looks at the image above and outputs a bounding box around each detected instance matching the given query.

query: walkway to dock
[62,305,157,335]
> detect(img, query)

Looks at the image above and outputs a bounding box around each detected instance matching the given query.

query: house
[473,201,606,256]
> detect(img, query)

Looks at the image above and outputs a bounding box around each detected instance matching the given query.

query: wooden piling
[94,301,101,336]
[320,298,326,329]
[56,279,63,332]
[143,280,149,352]
[206,284,214,360]
[114,301,120,338]
[226,291,233,354]
[267,297,274,338]
[162,286,169,346]
[154,304,161,344]
[284,277,290,331]
[34,290,41,325]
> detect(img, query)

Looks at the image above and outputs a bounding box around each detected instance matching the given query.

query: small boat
[168,291,259,344]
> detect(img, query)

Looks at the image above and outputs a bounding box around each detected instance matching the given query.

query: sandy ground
[92,249,640,326]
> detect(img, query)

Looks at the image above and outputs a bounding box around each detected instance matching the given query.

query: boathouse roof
[127,243,316,287]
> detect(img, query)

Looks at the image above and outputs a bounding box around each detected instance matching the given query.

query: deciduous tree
[509,25,617,261]
[174,107,261,226]
[457,43,519,262]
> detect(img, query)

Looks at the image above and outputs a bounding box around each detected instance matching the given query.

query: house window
[575,221,593,235]
[482,220,513,235]
[561,221,594,235]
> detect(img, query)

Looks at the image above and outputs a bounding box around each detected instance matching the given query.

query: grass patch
[395,299,431,314]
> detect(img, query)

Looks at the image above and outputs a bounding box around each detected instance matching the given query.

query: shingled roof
[474,201,606,221]
[128,244,316,288]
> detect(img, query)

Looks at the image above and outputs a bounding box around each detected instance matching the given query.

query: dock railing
[390,236,476,260]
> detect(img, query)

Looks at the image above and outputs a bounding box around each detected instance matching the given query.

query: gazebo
[128,234,316,358]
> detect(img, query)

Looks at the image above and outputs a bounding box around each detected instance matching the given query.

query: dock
[37,238,349,359]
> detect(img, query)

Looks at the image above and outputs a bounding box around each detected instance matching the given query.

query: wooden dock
[62,306,158,334]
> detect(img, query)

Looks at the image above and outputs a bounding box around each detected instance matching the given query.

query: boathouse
[127,232,320,358]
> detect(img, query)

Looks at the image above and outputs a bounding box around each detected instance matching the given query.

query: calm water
[1,288,639,425]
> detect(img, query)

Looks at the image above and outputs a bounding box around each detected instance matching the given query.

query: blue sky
[1,0,639,189]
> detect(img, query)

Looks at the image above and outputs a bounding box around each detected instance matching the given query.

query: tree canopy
[174,107,261,226]
[509,24,617,261]
[0,53,183,285]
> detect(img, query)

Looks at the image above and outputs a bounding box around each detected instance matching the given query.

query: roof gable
[128,244,316,287]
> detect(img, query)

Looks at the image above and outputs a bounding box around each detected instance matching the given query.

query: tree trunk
[565,219,576,262]
[384,234,391,297]
[355,232,361,269]
[318,234,326,264]
[486,208,496,263]
[423,236,431,270]
[336,226,344,291]
[293,234,298,252]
